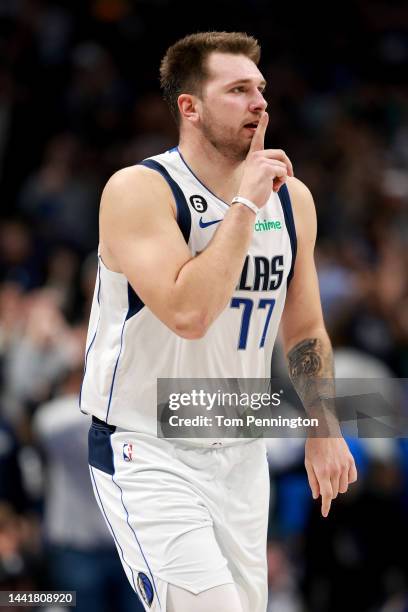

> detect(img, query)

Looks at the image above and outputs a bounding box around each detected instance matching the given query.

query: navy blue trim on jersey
[177,147,229,208]
[110,460,162,609]
[105,314,127,422]
[277,184,297,287]
[96,259,102,304]
[89,425,162,607]
[139,158,191,244]
[105,285,144,420]
[88,418,116,475]
[126,283,144,320]
[90,467,138,596]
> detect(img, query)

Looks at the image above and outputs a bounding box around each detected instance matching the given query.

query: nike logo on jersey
[199,217,223,229]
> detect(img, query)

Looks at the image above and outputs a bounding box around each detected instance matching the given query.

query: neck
[178,129,245,204]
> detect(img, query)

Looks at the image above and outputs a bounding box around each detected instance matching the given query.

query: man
[81,32,357,612]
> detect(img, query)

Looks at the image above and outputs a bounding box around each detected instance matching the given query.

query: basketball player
[81,32,357,612]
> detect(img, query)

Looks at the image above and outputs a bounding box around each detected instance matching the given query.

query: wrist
[307,405,342,438]
[229,202,257,220]
[231,196,258,215]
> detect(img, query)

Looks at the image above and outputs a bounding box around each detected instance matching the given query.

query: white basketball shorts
[88,417,270,611]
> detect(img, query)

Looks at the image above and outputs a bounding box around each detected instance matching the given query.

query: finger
[272,177,287,192]
[248,111,269,154]
[338,467,349,494]
[261,162,288,178]
[305,462,320,500]
[260,160,287,192]
[348,460,358,484]
[262,149,294,176]
[259,159,287,169]
[330,472,340,499]
[318,479,333,518]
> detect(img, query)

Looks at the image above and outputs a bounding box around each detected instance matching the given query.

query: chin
[233,140,250,159]
[238,142,251,159]
[210,135,249,161]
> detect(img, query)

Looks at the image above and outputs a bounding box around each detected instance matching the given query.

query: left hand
[304,436,357,518]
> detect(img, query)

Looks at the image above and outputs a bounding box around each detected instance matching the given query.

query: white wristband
[231,196,259,216]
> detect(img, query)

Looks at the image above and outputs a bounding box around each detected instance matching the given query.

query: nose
[249,89,267,113]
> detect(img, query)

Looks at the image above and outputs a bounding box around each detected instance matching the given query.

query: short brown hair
[160,31,261,124]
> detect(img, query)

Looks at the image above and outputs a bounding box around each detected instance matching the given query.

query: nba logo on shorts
[123,443,133,461]
[137,572,154,607]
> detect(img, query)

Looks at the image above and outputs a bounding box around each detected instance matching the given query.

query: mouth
[243,121,259,133]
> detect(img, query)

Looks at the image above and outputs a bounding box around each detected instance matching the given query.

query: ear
[177,94,200,124]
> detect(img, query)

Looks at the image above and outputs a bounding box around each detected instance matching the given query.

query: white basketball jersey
[80,147,297,440]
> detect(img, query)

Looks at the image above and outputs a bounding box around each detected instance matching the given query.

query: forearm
[171,203,255,330]
[286,329,340,434]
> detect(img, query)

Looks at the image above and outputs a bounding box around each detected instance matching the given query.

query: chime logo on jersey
[122,443,133,461]
[255,219,282,231]
[137,572,154,608]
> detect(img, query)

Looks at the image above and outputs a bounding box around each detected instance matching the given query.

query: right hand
[238,112,294,209]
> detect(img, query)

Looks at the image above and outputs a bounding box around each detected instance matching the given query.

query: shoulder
[102,165,174,206]
[104,163,166,185]
[98,164,179,270]
[284,176,317,244]
[101,164,176,215]
[285,176,315,213]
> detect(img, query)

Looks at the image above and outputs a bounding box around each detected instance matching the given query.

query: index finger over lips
[248,111,269,154]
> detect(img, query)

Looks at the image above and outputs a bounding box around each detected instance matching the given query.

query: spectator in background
[32,325,143,612]
[44,246,81,323]
[0,282,25,365]
[79,250,98,321]
[2,288,77,426]
[0,3,406,610]
[18,133,101,254]
[121,92,177,164]
[66,42,131,148]
[0,502,38,597]
[0,220,43,290]
[0,417,30,515]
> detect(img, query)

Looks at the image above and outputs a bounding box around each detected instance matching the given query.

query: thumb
[248,111,268,154]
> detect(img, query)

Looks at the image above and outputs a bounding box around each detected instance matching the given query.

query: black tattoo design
[287,337,339,436]
[288,338,323,378]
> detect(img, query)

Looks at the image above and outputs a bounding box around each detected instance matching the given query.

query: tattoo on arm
[288,338,332,379]
[287,337,339,434]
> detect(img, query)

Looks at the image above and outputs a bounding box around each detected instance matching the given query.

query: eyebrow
[226,78,267,89]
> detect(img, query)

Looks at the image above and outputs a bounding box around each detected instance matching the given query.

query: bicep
[280,178,327,351]
[100,167,193,322]
[281,250,325,349]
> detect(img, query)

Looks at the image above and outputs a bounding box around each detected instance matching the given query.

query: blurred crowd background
[0,1,407,611]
